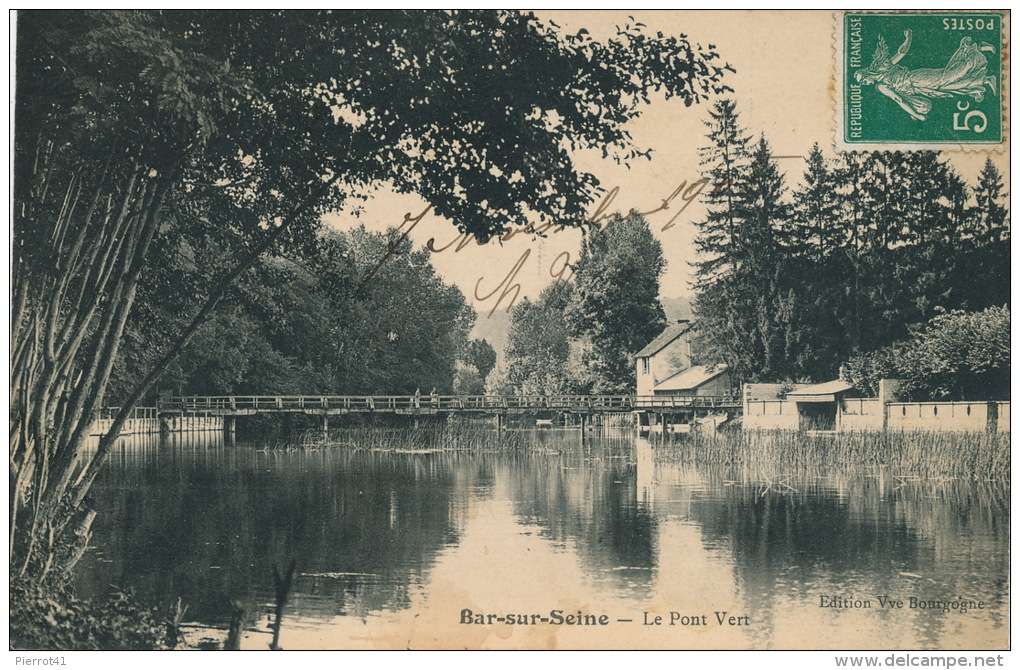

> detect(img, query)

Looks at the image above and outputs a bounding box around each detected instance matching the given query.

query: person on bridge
[414,388,421,409]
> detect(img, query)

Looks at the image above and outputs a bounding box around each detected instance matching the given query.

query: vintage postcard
[9,9,1010,660]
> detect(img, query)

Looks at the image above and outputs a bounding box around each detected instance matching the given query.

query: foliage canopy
[843,306,1010,401]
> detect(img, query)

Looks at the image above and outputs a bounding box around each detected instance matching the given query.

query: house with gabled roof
[635,321,691,396]
[653,364,731,397]
[634,320,732,397]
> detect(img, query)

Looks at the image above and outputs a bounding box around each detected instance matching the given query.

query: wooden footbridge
[159,394,742,437]
[161,394,741,415]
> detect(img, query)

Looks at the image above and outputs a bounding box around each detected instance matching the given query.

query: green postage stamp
[836,11,1006,150]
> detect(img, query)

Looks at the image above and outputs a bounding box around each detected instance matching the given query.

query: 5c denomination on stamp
[835,11,1006,150]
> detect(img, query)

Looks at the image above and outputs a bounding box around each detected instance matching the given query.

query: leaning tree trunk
[10,129,340,583]
[10,133,170,583]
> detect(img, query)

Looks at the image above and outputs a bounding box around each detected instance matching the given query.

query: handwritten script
[358,173,777,316]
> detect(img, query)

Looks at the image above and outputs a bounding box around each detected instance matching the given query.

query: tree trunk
[10,135,341,582]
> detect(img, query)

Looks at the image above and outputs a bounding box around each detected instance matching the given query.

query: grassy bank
[290,422,1008,481]
[10,579,170,650]
[292,422,573,453]
[653,430,1009,481]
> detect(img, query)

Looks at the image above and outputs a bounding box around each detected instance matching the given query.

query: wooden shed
[786,380,862,431]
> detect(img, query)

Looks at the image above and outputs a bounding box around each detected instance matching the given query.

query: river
[75,429,1009,650]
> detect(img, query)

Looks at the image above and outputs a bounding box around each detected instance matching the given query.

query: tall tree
[956,160,1011,311]
[691,110,794,381]
[503,285,575,394]
[342,226,475,394]
[690,99,752,287]
[785,145,849,378]
[969,158,1009,245]
[564,213,667,393]
[836,152,972,347]
[11,10,731,581]
[791,144,840,261]
[743,137,796,380]
[690,100,752,373]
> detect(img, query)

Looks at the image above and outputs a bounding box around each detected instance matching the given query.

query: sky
[323,10,1006,314]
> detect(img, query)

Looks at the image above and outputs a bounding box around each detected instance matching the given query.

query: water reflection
[643,454,1009,650]
[79,445,475,625]
[503,438,657,596]
[76,431,1008,649]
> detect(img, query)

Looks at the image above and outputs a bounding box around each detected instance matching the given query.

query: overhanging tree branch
[70,173,342,508]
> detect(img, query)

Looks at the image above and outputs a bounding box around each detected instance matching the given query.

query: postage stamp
[11,10,1011,659]
[836,11,1007,150]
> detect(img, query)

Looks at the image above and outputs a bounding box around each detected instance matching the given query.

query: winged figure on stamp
[855,30,996,121]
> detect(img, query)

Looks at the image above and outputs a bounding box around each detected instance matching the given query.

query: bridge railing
[632,394,740,409]
[95,406,159,420]
[164,394,741,413]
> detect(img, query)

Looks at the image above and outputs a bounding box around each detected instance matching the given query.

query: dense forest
[689,100,1009,398]
[107,224,497,404]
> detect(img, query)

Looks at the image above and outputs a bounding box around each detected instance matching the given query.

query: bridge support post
[580,414,587,444]
[159,415,171,447]
[224,416,236,445]
[496,413,503,436]
[321,415,329,437]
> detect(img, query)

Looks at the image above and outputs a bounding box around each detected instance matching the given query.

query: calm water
[76,430,1009,650]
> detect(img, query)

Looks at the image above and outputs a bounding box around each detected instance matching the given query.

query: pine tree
[970,158,1009,245]
[869,154,967,334]
[828,150,996,357]
[741,136,794,380]
[792,144,839,261]
[742,136,791,268]
[786,145,848,379]
[691,103,794,381]
[691,99,752,287]
[957,158,1010,310]
[829,151,881,353]
[690,100,751,372]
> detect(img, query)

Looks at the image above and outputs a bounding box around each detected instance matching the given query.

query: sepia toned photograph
[9,10,1010,656]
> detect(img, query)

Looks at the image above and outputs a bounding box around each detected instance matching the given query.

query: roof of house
[744,383,811,401]
[654,364,729,392]
[786,380,858,399]
[635,321,692,359]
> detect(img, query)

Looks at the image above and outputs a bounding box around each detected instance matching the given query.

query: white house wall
[637,337,691,396]
[743,400,800,430]
[745,396,1010,433]
[838,398,884,431]
[693,373,730,397]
